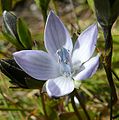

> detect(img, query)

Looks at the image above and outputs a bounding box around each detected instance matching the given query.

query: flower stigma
[57,47,72,77]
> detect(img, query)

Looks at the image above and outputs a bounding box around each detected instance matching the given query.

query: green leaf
[2,30,24,49]
[3,11,18,39]
[25,77,44,89]
[17,18,32,49]
[2,11,24,49]
[0,59,28,88]
[0,59,45,89]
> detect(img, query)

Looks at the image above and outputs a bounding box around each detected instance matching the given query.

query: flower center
[57,48,72,77]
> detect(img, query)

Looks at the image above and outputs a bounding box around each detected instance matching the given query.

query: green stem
[103,26,117,119]
[111,69,119,81]
[71,96,82,120]
[74,89,91,120]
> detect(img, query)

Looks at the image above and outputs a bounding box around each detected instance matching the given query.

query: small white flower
[13,11,100,97]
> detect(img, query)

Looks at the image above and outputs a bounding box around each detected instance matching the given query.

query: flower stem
[71,95,82,120]
[103,26,118,119]
[74,89,91,120]
[111,69,119,81]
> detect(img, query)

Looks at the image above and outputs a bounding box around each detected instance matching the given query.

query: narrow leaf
[2,30,24,49]
[0,59,28,88]
[0,59,45,89]
[3,11,18,39]
[17,18,32,49]
[2,11,24,49]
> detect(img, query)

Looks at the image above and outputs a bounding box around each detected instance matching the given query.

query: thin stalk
[111,69,119,81]
[74,89,91,120]
[71,96,82,120]
[103,26,117,119]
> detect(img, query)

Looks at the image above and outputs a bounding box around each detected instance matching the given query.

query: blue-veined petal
[44,11,73,55]
[13,50,60,80]
[73,54,100,80]
[72,24,98,64]
[46,76,74,97]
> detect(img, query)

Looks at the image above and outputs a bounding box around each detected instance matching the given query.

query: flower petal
[73,54,100,80]
[44,11,73,55]
[72,24,98,64]
[13,50,60,80]
[46,76,74,97]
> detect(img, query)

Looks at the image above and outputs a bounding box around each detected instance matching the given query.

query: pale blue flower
[13,11,100,97]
